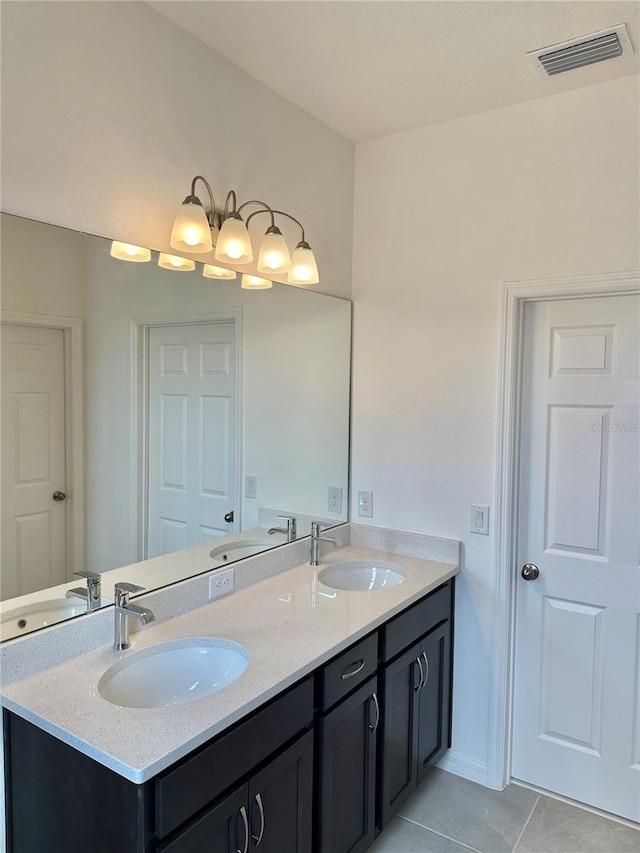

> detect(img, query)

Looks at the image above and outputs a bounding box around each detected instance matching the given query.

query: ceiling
[149,1,640,143]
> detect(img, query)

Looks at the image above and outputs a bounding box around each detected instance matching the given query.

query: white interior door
[147,322,238,558]
[512,294,640,820]
[1,323,67,599]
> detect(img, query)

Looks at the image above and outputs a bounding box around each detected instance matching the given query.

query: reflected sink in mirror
[318,561,407,591]
[98,638,248,708]
[0,598,111,641]
[210,538,283,562]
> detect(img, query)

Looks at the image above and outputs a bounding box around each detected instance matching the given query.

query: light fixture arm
[189,175,217,228]
[223,189,238,219]
[245,208,305,242]
[237,200,276,228]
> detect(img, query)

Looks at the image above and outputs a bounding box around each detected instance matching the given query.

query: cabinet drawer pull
[341,659,365,680]
[237,805,249,853]
[369,692,380,734]
[251,793,265,847]
[421,651,429,688]
[414,656,425,692]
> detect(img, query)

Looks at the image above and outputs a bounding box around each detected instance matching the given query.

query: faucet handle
[74,570,101,583]
[114,581,145,607]
[276,515,294,521]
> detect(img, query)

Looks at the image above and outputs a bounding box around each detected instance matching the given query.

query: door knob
[224,511,234,523]
[521,563,539,581]
[52,491,66,502]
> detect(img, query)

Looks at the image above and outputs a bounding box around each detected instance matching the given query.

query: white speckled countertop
[0,545,458,783]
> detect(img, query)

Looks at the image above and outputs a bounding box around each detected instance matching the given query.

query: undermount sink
[98,638,248,708]
[210,538,282,561]
[318,560,407,592]
[0,597,110,641]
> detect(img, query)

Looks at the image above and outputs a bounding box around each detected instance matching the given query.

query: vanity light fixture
[203,264,236,280]
[110,241,151,262]
[170,176,218,253]
[158,253,195,271]
[170,177,319,283]
[241,274,272,290]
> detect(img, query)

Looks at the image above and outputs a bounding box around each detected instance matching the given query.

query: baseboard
[437,750,489,786]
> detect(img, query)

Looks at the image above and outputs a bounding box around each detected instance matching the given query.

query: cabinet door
[157,784,248,853]
[417,621,452,783]
[248,730,313,853]
[319,676,379,853]
[379,641,422,828]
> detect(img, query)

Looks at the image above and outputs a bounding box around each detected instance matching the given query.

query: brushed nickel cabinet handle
[421,652,429,689]
[369,692,380,734]
[414,656,425,692]
[251,793,265,847]
[341,659,365,680]
[237,805,249,853]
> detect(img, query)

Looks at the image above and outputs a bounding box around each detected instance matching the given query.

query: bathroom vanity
[2,545,457,853]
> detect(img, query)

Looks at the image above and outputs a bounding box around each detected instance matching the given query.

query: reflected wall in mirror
[0,213,351,640]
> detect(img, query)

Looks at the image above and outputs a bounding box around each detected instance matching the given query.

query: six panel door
[147,322,238,558]
[1,323,67,598]
[513,295,640,821]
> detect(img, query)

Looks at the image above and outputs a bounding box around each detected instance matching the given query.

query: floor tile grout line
[510,792,541,853]
[396,814,484,853]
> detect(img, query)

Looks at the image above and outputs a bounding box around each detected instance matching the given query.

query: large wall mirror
[0,213,351,640]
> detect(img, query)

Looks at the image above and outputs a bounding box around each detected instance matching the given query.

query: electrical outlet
[209,567,235,600]
[245,475,258,499]
[358,490,374,518]
[328,486,343,513]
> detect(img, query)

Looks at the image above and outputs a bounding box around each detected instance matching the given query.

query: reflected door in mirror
[147,322,238,558]
[1,324,68,598]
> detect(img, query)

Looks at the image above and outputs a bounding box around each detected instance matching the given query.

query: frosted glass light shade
[287,242,319,285]
[241,274,272,290]
[110,241,151,263]
[203,264,236,280]
[170,199,213,253]
[215,216,253,264]
[158,253,195,271]
[257,227,291,275]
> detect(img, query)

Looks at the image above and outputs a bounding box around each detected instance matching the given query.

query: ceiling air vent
[528,24,634,77]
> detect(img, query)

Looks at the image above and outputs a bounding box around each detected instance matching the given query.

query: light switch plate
[470,504,490,535]
[245,476,258,499]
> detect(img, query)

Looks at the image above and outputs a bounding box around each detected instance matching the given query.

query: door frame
[487,270,640,790]
[130,308,243,563]
[0,309,84,580]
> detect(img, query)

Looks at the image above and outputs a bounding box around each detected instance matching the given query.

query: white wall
[351,75,640,779]
[0,1,354,299]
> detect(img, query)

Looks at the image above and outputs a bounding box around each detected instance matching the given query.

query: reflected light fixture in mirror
[242,274,272,290]
[170,176,319,283]
[158,253,195,271]
[110,241,151,263]
[203,264,236,280]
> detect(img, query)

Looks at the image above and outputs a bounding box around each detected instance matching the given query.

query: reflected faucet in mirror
[268,515,297,542]
[65,570,102,612]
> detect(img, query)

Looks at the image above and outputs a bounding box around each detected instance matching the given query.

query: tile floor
[370,769,640,853]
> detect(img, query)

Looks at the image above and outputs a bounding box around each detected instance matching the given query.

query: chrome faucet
[65,570,102,612]
[268,515,297,542]
[309,521,339,567]
[113,582,155,651]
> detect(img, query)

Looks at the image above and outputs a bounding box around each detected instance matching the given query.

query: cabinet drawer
[155,677,313,839]
[381,581,452,663]
[320,632,378,711]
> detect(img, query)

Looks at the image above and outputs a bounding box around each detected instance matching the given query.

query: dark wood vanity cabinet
[4,578,454,853]
[379,584,453,829]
